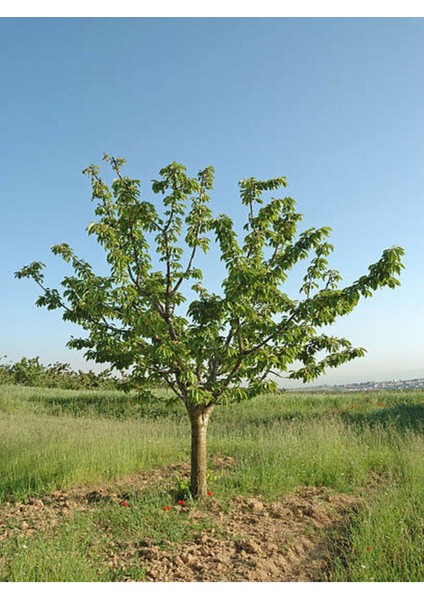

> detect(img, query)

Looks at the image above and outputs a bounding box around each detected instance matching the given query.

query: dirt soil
[0,455,363,582]
[140,488,360,582]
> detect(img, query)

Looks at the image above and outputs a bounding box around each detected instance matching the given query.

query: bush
[0,357,122,390]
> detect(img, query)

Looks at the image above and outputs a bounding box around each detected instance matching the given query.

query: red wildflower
[120,501,128,507]
[177,500,185,506]
[207,491,213,496]
[163,506,171,511]
[367,546,371,551]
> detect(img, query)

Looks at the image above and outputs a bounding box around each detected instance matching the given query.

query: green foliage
[173,476,193,502]
[0,357,121,390]
[16,156,405,408]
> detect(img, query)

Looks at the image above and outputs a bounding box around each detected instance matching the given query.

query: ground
[0,454,364,582]
[138,487,360,582]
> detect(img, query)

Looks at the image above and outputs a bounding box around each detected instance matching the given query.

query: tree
[16,155,405,499]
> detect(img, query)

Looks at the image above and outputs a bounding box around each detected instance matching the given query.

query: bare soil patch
[0,456,362,582]
[136,488,360,581]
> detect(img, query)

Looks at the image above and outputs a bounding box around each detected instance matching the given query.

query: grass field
[1,384,423,582]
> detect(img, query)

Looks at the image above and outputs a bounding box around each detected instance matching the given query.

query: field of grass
[1,383,424,581]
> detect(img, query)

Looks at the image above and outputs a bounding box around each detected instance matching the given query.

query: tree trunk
[188,404,215,500]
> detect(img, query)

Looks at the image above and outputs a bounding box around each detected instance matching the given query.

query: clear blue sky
[1,18,423,384]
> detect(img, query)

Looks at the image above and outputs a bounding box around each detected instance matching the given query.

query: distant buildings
[323,378,424,392]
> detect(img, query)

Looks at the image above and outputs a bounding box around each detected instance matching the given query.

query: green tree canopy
[16,155,405,497]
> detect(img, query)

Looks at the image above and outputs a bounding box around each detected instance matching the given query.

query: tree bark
[188,404,215,500]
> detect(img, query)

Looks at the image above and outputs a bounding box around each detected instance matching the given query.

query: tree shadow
[27,390,185,420]
[228,401,424,436]
[340,402,424,434]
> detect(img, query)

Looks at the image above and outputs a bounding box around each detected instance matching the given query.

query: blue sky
[1,18,423,384]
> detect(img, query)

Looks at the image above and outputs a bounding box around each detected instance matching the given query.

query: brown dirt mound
[0,457,363,581]
[135,487,360,582]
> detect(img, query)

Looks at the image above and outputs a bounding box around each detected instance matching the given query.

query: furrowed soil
[0,456,363,582]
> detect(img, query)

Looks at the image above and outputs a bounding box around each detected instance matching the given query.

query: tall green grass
[0,385,188,501]
[1,384,424,581]
[325,439,424,582]
[209,390,424,499]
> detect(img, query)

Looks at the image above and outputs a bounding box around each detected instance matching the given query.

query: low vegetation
[1,384,423,581]
[0,356,123,390]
